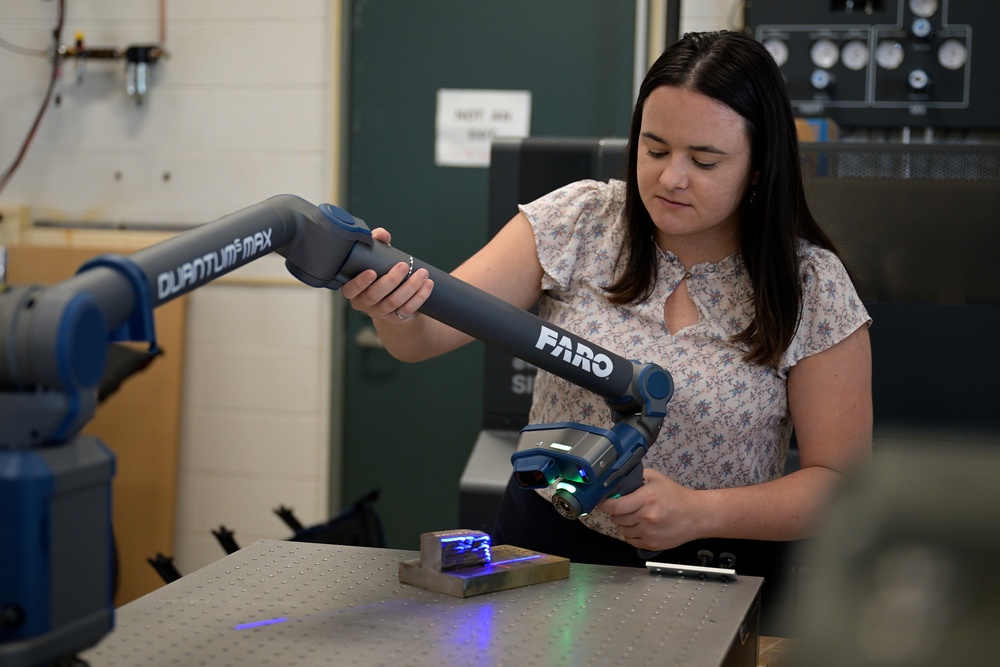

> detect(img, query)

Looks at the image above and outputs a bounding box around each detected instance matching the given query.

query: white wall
[0,0,343,576]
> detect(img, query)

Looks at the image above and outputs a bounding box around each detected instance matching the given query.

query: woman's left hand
[597,468,701,553]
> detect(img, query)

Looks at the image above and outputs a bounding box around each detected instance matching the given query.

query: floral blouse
[520,179,871,540]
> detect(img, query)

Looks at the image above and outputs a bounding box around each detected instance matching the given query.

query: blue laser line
[491,553,542,567]
[234,617,288,630]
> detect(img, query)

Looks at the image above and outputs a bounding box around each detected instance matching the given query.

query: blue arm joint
[76,254,159,354]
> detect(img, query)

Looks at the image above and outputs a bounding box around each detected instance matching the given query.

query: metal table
[82,540,762,667]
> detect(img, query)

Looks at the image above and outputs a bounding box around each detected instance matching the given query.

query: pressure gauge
[908,69,931,91]
[841,40,870,71]
[763,38,789,67]
[908,0,939,18]
[810,69,834,91]
[810,39,840,69]
[937,38,968,70]
[911,18,933,39]
[875,39,905,70]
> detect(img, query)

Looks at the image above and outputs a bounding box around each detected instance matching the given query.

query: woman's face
[637,85,754,263]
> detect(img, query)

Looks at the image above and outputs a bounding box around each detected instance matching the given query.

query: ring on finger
[395,310,411,321]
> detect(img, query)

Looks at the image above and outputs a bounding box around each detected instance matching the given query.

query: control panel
[745,1,1000,128]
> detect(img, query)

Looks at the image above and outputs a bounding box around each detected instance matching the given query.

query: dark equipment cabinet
[482,137,628,431]
[745,0,1000,129]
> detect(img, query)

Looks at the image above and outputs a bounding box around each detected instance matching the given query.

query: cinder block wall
[0,0,343,576]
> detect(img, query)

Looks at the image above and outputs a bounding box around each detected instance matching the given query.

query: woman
[342,30,871,629]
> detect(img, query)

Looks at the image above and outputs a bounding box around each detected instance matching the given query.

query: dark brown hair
[607,30,839,367]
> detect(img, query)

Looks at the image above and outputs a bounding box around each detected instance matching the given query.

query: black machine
[745,0,1000,129]
[0,195,673,666]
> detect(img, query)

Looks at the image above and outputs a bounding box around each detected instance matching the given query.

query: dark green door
[343,0,636,549]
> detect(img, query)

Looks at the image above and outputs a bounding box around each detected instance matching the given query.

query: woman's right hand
[339,228,434,323]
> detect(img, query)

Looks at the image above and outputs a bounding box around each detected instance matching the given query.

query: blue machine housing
[0,437,115,660]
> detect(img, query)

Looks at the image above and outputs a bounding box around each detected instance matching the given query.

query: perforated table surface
[82,540,762,667]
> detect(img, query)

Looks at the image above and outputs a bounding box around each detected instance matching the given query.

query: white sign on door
[435,89,532,168]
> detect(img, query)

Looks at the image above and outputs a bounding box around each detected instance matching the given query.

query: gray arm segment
[1,196,658,444]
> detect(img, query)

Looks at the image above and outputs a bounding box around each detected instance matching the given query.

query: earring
[748,187,757,205]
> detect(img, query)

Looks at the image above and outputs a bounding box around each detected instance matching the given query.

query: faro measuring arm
[0,195,672,666]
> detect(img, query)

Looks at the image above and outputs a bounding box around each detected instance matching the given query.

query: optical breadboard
[82,540,762,667]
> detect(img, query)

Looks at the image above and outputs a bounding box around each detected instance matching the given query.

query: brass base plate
[399,544,569,597]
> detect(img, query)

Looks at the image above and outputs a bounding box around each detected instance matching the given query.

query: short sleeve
[781,244,872,371]
[518,179,625,292]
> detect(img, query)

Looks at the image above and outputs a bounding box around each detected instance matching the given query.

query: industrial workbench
[81,539,763,667]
